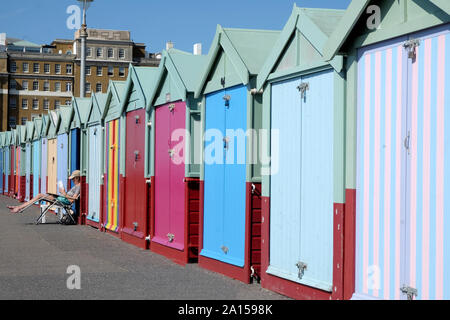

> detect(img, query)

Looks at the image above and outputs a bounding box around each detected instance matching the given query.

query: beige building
[0,30,160,131]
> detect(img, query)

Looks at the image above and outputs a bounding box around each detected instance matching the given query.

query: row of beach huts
[0,1,449,300]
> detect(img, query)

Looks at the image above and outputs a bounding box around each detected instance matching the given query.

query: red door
[154,101,186,250]
[123,109,147,239]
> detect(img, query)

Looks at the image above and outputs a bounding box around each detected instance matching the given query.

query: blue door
[32,140,40,199]
[202,85,247,267]
[70,129,80,186]
[87,125,102,223]
[25,143,32,201]
[268,70,335,292]
[57,134,69,194]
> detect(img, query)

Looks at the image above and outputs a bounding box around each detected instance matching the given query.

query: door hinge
[134,150,140,161]
[297,82,309,99]
[167,233,175,242]
[296,261,307,280]
[404,131,411,155]
[403,39,420,60]
[223,94,231,107]
[135,115,140,124]
[400,286,418,300]
[133,222,138,232]
[168,104,175,112]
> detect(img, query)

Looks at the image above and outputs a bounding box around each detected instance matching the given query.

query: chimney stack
[193,43,202,55]
[166,41,174,51]
[0,33,6,46]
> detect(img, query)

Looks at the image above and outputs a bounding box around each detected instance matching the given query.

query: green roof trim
[119,64,159,114]
[102,80,127,122]
[19,125,27,145]
[323,0,450,61]
[148,49,207,109]
[0,132,5,148]
[88,93,107,125]
[257,6,345,89]
[195,25,281,98]
[40,115,50,138]
[47,110,61,139]
[72,97,91,129]
[57,106,74,135]
[25,120,35,142]
[33,118,43,141]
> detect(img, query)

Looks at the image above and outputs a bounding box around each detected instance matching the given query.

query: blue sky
[1,0,351,54]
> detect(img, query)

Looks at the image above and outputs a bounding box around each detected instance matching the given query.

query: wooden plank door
[202,85,247,267]
[57,134,69,194]
[104,120,120,232]
[88,126,101,223]
[40,139,48,194]
[32,141,40,198]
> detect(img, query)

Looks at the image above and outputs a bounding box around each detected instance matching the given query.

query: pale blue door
[202,85,247,267]
[57,134,68,194]
[88,125,101,222]
[269,69,335,292]
[0,148,3,192]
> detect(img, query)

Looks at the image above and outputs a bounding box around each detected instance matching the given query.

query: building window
[43,81,50,91]
[66,82,72,92]
[108,66,114,76]
[96,83,102,93]
[85,83,91,93]
[33,81,39,91]
[87,47,92,57]
[55,100,60,109]
[9,117,16,128]
[23,62,29,73]
[44,63,50,73]
[96,66,102,76]
[32,99,39,110]
[43,99,49,110]
[96,48,102,57]
[108,48,114,58]
[119,49,125,59]
[66,100,71,106]
[55,64,61,74]
[55,82,61,92]
[21,99,28,110]
[21,117,27,125]
[10,97,17,108]
[22,80,28,91]
[86,65,91,75]
[9,80,16,89]
[119,67,125,77]
[10,62,17,73]
[66,64,72,74]
[33,63,40,73]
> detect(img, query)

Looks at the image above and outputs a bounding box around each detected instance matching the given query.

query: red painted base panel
[344,189,356,300]
[18,176,26,202]
[260,196,346,300]
[122,231,148,250]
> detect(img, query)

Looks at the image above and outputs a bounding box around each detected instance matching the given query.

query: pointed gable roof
[72,97,91,129]
[119,64,159,114]
[57,106,74,134]
[323,0,450,61]
[148,48,207,108]
[47,110,61,139]
[40,115,50,138]
[33,117,43,141]
[88,93,107,125]
[257,5,345,89]
[102,80,126,122]
[25,120,35,142]
[195,25,280,98]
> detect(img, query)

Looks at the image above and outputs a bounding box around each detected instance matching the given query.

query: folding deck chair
[35,193,80,225]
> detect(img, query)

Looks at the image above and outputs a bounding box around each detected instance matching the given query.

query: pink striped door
[356,25,450,300]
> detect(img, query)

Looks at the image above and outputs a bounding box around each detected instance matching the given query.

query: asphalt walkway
[0,195,286,300]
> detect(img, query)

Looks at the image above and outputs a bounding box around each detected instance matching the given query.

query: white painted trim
[0,89,8,94]
[8,89,72,98]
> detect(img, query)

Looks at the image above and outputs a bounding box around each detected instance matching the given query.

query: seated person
[8,170,81,214]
